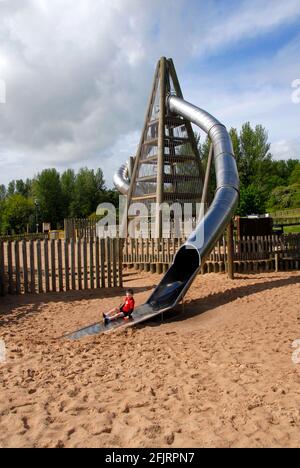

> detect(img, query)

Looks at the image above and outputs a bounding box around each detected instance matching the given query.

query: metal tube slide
[113,161,131,195]
[112,96,239,321]
[145,96,239,311]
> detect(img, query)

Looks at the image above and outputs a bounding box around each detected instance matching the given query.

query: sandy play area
[0,270,300,448]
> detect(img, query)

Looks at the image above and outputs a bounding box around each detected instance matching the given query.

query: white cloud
[271,139,300,160]
[197,0,300,54]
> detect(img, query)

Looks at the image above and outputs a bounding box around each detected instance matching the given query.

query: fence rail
[0,233,49,242]
[0,238,123,296]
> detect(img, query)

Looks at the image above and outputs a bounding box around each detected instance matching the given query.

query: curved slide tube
[65,97,239,339]
[115,96,239,314]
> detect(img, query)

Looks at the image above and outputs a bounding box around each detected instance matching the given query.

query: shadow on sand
[142,273,300,329]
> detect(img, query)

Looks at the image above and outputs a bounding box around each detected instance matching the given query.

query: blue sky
[0,0,299,187]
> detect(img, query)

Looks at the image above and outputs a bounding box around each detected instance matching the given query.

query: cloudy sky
[0,0,299,187]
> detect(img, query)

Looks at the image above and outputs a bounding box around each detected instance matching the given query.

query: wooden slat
[64,240,70,292]
[100,238,106,288]
[44,240,50,293]
[14,242,21,294]
[30,240,35,294]
[77,239,82,290]
[36,240,43,293]
[118,238,123,288]
[112,238,118,287]
[90,239,94,289]
[95,238,100,289]
[58,239,63,292]
[83,239,88,290]
[7,241,13,294]
[106,238,112,288]
[22,240,29,294]
[51,239,56,292]
[70,239,76,291]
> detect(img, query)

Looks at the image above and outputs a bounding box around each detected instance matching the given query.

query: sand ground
[0,270,300,448]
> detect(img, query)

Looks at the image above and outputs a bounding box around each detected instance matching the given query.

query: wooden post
[275,253,279,272]
[156,57,167,239]
[227,220,234,279]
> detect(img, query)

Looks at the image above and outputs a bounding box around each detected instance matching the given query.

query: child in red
[103,289,135,324]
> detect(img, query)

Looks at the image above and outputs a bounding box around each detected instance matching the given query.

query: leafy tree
[7,181,16,197]
[267,183,300,210]
[238,122,272,188]
[237,185,266,216]
[289,162,300,185]
[61,169,76,218]
[70,168,106,218]
[32,169,64,228]
[15,179,32,198]
[1,194,34,234]
[0,184,6,201]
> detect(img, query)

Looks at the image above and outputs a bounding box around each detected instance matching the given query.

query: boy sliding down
[103,289,135,325]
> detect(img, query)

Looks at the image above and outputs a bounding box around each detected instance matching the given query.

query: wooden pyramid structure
[127,57,204,237]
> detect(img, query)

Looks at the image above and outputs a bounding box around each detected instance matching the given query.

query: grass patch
[283,225,300,234]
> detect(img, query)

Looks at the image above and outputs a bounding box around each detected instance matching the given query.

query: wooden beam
[137,174,201,183]
[156,57,167,238]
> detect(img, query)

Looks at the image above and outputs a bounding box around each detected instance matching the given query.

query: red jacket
[122,296,135,313]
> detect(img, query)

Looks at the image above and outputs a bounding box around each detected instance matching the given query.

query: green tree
[7,181,16,197]
[238,122,272,188]
[61,169,76,218]
[15,179,32,198]
[70,168,106,218]
[237,184,266,216]
[32,169,64,228]
[289,162,300,185]
[0,184,6,201]
[1,194,34,234]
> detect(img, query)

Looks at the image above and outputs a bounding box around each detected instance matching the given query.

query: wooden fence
[122,234,300,273]
[1,234,299,297]
[0,238,123,296]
